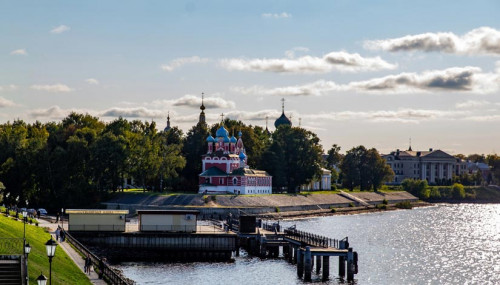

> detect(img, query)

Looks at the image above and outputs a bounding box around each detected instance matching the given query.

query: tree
[401,179,429,199]
[181,123,209,192]
[452,183,465,199]
[365,148,394,191]
[261,126,323,193]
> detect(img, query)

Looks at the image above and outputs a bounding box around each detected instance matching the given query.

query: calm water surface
[118,204,500,285]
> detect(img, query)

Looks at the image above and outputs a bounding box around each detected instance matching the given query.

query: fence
[69,225,126,232]
[0,238,23,255]
[63,230,133,285]
[284,228,346,249]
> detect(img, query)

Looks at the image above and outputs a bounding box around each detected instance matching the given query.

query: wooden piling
[347,248,354,282]
[304,247,312,282]
[322,256,329,281]
[293,246,298,264]
[288,245,293,263]
[297,249,303,278]
[316,255,321,274]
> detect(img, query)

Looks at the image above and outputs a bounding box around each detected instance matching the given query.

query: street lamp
[25,243,31,283]
[61,208,64,229]
[37,272,47,285]
[45,238,57,285]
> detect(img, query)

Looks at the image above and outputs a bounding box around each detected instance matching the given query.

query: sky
[1,0,500,155]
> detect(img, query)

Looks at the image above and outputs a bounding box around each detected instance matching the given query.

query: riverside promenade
[38,219,106,285]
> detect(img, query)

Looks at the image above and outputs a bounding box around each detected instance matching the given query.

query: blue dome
[216,125,229,137]
[206,135,215,142]
[274,112,292,128]
[238,130,243,137]
[223,135,230,143]
[239,151,246,160]
[230,136,237,143]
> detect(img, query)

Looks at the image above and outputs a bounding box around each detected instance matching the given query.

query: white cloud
[50,25,71,34]
[0,97,16,108]
[225,110,281,121]
[10,49,27,55]
[0,85,18,92]
[262,12,291,19]
[161,56,210,71]
[455,100,490,109]
[234,66,499,96]
[364,27,500,56]
[173,94,235,109]
[85,78,99,85]
[29,106,74,119]
[221,51,396,74]
[285,47,310,58]
[31,84,74,92]
[100,107,165,118]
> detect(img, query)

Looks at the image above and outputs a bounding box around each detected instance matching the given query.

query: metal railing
[284,228,344,249]
[0,238,23,255]
[63,230,133,285]
[69,225,126,232]
[262,222,281,233]
[139,225,196,232]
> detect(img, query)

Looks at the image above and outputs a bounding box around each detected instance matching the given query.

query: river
[117,204,500,284]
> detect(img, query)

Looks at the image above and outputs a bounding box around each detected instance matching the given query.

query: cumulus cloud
[29,106,75,119]
[100,107,165,118]
[262,12,291,19]
[234,66,499,96]
[285,47,310,58]
[161,56,210,71]
[0,97,16,108]
[10,49,27,55]
[364,27,500,56]
[31,84,74,92]
[170,94,236,109]
[455,100,491,109]
[85,78,99,85]
[221,51,396,73]
[50,25,71,34]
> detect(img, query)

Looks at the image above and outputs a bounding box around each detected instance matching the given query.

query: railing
[63,230,133,285]
[284,228,344,249]
[139,225,196,232]
[69,225,126,232]
[262,222,281,233]
[0,238,23,255]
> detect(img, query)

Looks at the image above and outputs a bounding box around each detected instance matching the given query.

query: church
[197,95,272,195]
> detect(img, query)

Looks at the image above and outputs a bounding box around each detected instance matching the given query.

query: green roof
[231,167,270,177]
[199,166,227,177]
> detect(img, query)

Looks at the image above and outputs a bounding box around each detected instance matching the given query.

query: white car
[37,208,48,215]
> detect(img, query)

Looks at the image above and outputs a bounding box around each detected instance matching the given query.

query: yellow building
[138,210,199,233]
[66,209,129,232]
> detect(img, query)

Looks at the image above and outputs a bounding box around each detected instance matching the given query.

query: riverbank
[103,191,419,218]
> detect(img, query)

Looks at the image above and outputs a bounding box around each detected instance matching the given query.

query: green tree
[401,179,430,199]
[261,126,323,193]
[181,123,209,192]
[365,148,394,191]
[452,183,465,199]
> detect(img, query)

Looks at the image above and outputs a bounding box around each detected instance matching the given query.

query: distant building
[300,168,332,191]
[199,125,272,195]
[382,148,457,184]
[465,161,491,181]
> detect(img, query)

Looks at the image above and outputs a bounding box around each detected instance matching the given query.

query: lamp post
[37,272,47,285]
[22,210,28,283]
[45,238,57,285]
[61,208,64,229]
[25,243,31,284]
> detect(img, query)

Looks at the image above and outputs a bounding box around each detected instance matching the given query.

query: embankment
[103,191,419,218]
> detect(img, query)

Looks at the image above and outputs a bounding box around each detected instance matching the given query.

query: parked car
[27,208,37,216]
[37,208,48,216]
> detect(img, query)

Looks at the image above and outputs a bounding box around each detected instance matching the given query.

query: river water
[117,204,500,284]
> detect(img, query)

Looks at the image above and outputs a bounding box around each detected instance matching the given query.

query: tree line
[0,113,395,211]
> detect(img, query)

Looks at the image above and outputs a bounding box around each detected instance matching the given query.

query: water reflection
[118,204,500,285]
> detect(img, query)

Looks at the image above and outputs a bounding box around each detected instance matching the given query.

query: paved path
[38,219,107,285]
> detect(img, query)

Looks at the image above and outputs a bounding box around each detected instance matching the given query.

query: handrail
[283,228,340,249]
[63,229,134,285]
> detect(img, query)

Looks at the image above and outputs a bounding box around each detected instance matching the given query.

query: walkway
[38,219,106,285]
[339,191,371,207]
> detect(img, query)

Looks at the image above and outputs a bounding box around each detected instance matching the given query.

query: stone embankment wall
[104,191,418,217]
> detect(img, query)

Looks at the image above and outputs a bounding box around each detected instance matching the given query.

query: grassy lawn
[0,214,90,285]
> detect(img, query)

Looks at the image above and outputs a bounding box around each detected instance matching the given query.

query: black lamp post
[61,208,64,229]
[37,272,47,285]
[45,238,57,285]
[25,243,31,283]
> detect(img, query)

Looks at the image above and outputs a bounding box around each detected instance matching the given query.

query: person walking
[55,227,60,241]
[85,255,92,274]
[60,229,65,242]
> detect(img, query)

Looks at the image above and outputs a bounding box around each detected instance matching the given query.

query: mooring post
[347,248,354,282]
[322,256,329,281]
[316,255,321,274]
[293,246,298,264]
[288,244,293,263]
[339,240,346,278]
[304,246,312,282]
[297,249,304,278]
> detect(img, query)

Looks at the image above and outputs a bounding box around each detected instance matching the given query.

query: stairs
[339,191,371,207]
[0,259,22,285]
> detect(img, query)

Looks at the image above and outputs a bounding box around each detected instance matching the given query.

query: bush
[452,183,466,199]
[349,202,355,207]
[395,201,413,209]
[329,206,337,213]
[211,195,217,202]
[429,188,441,199]
[275,207,280,213]
[376,204,387,210]
[382,199,388,205]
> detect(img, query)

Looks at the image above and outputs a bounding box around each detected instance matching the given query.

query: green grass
[0,215,91,285]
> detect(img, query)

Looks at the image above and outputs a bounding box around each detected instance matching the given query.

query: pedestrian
[60,229,65,242]
[56,212,59,223]
[85,255,92,274]
[55,227,60,241]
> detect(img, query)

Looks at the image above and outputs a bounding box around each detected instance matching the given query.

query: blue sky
[1,0,500,154]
